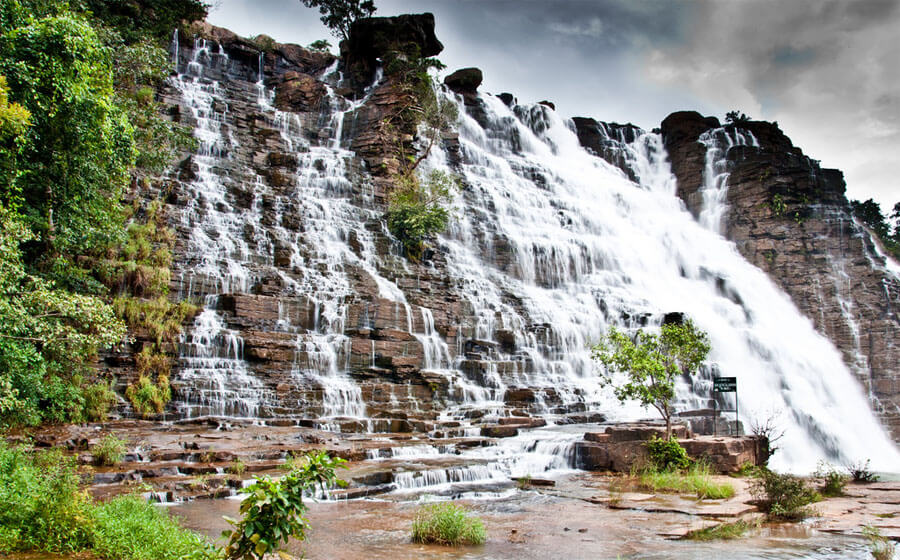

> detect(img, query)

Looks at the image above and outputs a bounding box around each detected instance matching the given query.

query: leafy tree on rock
[593,319,711,437]
[300,0,376,39]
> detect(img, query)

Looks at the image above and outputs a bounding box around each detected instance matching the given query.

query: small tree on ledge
[592,319,711,437]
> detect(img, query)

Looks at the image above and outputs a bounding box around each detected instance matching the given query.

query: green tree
[222,451,347,559]
[0,207,126,427]
[81,0,209,43]
[300,0,376,40]
[386,169,456,260]
[0,12,136,281]
[593,319,711,437]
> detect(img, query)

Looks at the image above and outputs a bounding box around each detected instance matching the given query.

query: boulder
[342,13,443,89]
[497,92,515,106]
[444,67,483,95]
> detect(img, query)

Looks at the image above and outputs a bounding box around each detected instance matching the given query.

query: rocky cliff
[101,14,900,467]
[659,111,900,439]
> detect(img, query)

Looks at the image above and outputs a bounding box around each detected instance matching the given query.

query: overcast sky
[207,0,900,211]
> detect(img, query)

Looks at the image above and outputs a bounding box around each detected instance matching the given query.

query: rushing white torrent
[165,33,898,473]
[422,91,899,472]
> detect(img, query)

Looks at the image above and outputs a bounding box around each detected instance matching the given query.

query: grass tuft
[638,462,735,500]
[411,502,486,546]
[682,519,756,541]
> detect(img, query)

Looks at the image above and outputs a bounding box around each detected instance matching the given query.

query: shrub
[125,374,171,417]
[847,459,879,483]
[307,39,331,52]
[411,502,486,546]
[81,379,118,422]
[93,433,127,466]
[0,444,94,553]
[645,435,691,472]
[749,469,820,521]
[863,525,896,560]
[813,462,848,497]
[386,169,456,260]
[92,495,219,560]
[223,450,347,559]
[228,457,246,476]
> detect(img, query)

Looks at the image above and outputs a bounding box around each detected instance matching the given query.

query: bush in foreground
[223,450,347,560]
[92,495,218,560]
[411,502,486,546]
[749,468,820,521]
[0,441,217,559]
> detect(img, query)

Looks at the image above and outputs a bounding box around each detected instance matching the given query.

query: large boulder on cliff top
[659,111,720,147]
[444,67,483,95]
[341,13,443,90]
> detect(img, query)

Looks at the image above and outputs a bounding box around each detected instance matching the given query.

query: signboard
[713,377,737,392]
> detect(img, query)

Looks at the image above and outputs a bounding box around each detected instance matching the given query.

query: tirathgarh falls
[1,1,899,559]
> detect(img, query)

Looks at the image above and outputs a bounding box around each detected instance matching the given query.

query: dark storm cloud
[208,0,900,209]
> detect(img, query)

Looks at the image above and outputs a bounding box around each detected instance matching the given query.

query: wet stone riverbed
[9,420,900,559]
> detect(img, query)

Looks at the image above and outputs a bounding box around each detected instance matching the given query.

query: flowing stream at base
[165,35,899,481]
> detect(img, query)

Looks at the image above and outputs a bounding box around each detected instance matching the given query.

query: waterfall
[163,36,899,472]
[422,92,899,472]
[697,127,758,233]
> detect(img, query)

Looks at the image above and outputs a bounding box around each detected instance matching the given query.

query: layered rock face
[100,13,900,468]
[660,111,900,439]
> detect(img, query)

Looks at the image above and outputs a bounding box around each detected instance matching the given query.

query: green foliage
[92,495,219,560]
[81,378,118,422]
[386,169,456,259]
[300,0,376,39]
[223,450,347,559]
[0,12,136,264]
[850,198,900,259]
[0,439,218,558]
[125,374,171,417]
[0,207,127,427]
[863,525,896,560]
[593,319,711,436]
[637,462,735,500]
[813,461,848,497]
[308,39,332,52]
[0,443,93,553]
[113,296,199,345]
[749,468,820,521]
[769,193,786,216]
[82,0,209,43]
[847,458,879,483]
[683,519,755,541]
[725,110,751,124]
[228,457,247,477]
[248,34,276,53]
[411,502,487,546]
[645,435,691,472]
[93,433,127,466]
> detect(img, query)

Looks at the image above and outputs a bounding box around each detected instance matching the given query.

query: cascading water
[164,34,899,474]
[697,127,759,233]
[421,91,899,472]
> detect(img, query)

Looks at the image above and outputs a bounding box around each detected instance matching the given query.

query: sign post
[713,377,738,436]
